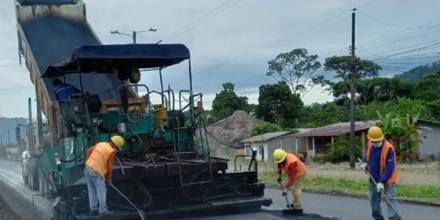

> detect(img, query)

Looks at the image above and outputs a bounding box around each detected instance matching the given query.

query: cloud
[1,0,440,117]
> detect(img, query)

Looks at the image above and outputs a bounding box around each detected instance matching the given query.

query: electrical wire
[162,0,242,42]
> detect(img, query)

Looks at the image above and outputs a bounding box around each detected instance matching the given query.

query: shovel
[277,175,303,216]
[357,158,399,215]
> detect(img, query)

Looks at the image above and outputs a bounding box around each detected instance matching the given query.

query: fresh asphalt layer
[1,160,439,220]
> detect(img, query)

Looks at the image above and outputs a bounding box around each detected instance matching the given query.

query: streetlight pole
[110,28,158,44]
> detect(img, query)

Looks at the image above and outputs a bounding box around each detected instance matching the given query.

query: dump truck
[15,0,271,219]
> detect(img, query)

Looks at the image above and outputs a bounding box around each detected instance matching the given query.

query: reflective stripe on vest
[283,153,306,180]
[366,140,400,184]
[86,142,114,178]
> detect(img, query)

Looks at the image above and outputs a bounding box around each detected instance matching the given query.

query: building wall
[245,142,269,161]
[419,124,440,159]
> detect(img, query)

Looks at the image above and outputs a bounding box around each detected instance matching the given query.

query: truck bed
[20,15,121,101]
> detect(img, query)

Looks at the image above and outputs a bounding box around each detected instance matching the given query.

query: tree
[250,123,282,136]
[256,82,303,127]
[211,83,250,121]
[298,102,348,128]
[356,98,431,121]
[267,48,326,97]
[332,77,414,105]
[414,71,440,120]
[324,56,382,81]
[379,113,419,162]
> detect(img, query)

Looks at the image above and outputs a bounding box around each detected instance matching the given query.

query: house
[241,130,309,161]
[291,121,378,159]
[417,120,440,159]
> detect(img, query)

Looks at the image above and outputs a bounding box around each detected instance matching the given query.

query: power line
[162,0,242,42]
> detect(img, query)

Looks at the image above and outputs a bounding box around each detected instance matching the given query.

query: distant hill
[0,117,27,146]
[395,61,440,82]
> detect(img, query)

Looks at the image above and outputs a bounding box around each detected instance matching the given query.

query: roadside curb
[267,185,440,207]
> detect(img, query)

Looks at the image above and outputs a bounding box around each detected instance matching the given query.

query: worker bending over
[362,126,401,220]
[85,135,125,216]
[273,149,306,209]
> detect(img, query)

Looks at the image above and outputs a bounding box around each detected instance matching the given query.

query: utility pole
[349,8,357,169]
[27,97,34,153]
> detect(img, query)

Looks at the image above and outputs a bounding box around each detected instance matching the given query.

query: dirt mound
[207,110,264,149]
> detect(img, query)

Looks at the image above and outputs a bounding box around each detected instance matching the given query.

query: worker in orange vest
[84,135,125,216]
[361,126,401,220]
[273,149,307,209]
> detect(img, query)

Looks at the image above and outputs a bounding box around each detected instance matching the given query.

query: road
[0,160,439,220]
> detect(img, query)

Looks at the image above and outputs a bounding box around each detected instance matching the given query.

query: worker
[362,126,401,220]
[52,78,80,101]
[84,135,125,216]
[273,149,307,210]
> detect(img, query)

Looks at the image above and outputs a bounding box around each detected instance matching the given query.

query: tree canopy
[324,56,382,81]
[332,77,414,105]
[250,123,282,136]
[267,48,326,97]
[256,81,303,127]
[211,83,250,122]
[414,71,440,120]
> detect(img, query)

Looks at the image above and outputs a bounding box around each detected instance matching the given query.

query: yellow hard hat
[110,135,125,149]
[367,126,384,142]
[273,149,287,164]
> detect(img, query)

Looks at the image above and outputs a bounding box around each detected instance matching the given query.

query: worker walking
[362,126,401,220]
[85,135,125,216]
[273,149,306,210]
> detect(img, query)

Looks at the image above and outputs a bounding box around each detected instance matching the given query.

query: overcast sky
[1,0,440,117]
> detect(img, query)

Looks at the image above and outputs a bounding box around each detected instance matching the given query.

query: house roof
[291,121,378,138]
[241,131,292,143]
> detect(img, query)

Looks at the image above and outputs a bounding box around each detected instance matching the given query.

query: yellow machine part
[154,104,167,127]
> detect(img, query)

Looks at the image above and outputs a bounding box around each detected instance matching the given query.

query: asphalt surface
[1,160,439,220]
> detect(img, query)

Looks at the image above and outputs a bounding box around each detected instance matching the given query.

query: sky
[1,0,440,117]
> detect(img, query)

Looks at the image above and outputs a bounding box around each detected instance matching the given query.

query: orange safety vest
[365,140,400,184]
[282,153,306,181]
[86,142,115,178]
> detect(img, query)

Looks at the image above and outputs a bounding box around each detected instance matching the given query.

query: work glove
[282,188,289,196]
[359,162,367,170]
[376,182,384,193]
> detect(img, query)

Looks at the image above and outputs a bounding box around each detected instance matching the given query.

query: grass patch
[259,171,440,205]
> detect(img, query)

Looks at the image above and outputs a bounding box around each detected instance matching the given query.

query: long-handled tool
[110,183,146,220]
[358,158,399,215]
[277,175,303,216]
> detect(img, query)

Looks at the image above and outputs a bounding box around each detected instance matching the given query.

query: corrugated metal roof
[291,121,378,138]
[241,131,292,143]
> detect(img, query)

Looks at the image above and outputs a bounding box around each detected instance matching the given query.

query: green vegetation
[250,123,282,136]
[256,81,303,127]
[266,48,326,97]
[395,61,440,82]
[211,82,250,122]
[324,55,382,80]
[298,102,348,128]
[327,137,362,163]
[260,172,440,205]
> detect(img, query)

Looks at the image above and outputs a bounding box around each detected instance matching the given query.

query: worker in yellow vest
[273,149,307,209]
[362,126,401,220]
[84,135,125,216]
